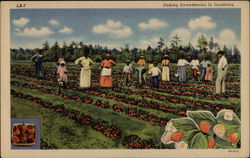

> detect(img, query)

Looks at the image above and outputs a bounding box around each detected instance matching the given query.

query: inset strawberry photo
[11,118,40,149]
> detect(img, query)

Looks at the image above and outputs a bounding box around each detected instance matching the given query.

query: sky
[10,9,241,50]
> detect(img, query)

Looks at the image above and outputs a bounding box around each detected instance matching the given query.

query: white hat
[60,60,65,64]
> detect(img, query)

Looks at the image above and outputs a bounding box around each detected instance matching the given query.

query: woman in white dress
[161,55,170,81]
[75,49,93,88]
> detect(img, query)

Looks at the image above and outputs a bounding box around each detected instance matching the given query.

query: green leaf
[224,124,240,133]
[172,118,198,131]
[187,111,216,125]
[214,136,233,148]
[215,142,235,149]
[181,130,199,143]
[190,132,208,149]
[217,110,240,125]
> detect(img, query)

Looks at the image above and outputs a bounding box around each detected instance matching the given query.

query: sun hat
[60,60,65,64]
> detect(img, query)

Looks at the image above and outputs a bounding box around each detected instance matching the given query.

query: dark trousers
[35,64,44,79]
[151,76,159,88]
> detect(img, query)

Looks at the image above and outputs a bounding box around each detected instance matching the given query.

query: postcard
[1,1,249,158]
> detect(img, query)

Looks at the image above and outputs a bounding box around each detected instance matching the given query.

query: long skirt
[193,68,198,80]
[58,73,68,82]
[80,69,91,88]
[100,76,112,87]
[136,66,145,84]
[178,66,187,83]
[201,68,206,80]
[205,69,213,81]
[162,66,170,81]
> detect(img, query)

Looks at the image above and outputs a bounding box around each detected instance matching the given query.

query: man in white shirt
[123,60,133,86]
[190,56,200,81]
[148,62,161,88]
[216,51,228,94]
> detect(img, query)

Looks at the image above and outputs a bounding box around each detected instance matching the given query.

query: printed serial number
[228,149,239,152]
[16,4,26,8]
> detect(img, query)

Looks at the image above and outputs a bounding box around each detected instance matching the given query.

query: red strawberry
[27,125,35,134]
[27,134,36,143]
[20,125,28,134]
[208,138,216,148]
[20,135,28,142]
[198,121,211,134]
[13,126,20,136]
[12,135,20,143]
[226,133,238,145]
[171,131,184,142]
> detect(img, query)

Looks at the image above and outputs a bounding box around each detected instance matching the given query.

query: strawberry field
[11,62,240,149]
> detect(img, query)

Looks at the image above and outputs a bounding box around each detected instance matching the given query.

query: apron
[101,68,112,76]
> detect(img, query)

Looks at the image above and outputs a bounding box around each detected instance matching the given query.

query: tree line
[11,35,240,64]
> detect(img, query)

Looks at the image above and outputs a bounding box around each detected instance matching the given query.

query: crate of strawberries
[11,123,36,146]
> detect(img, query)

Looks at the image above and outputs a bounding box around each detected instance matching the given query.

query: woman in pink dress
[57,61,68,83]
[205,64,213,82]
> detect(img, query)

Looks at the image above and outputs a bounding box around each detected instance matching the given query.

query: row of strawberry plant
[11,76,188,116]
[12,73,239,117]
[11,89,122,140]
[11,89,159,149]
[11,79,169,127]
[110,87,239,115]
[11,66,240,101]
[12,75,238,119]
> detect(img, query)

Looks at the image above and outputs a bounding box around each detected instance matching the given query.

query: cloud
[188,16,216,30]
[169,28,191,45]
[138,19,167,30]
[219,29,236,45]
[13,17,30,27]
[16,27,54,37]
[92,20,133,38]
[217,29,240,49]
[59,26,74,34]
[48,19,60,26]
[14,28,21,32]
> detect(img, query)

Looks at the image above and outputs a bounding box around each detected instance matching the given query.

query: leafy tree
[42,41,50,51]
[214,43,221,53]
[233,45,240,63]
[197,35,208,58]
[171,34,181,48]
[208,37,215,52]
[157,37,164,52]
[51,41,60,61]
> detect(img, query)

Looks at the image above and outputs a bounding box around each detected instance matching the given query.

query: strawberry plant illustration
[161,110,241,149]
